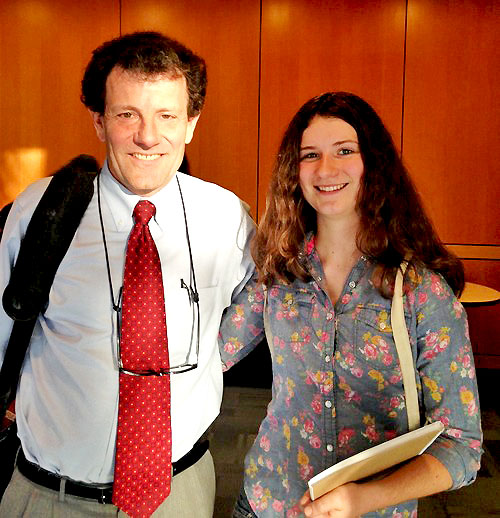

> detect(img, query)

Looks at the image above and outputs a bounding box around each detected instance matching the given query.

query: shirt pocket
[352,304,400,375]
[266,286,316,355]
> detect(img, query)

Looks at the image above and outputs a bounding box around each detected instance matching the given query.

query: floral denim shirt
[219,238,482,518]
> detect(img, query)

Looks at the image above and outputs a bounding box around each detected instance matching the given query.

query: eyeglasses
[113,278,200,376]
[98,173,200,377]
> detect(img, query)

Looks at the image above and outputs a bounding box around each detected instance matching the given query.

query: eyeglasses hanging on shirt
[97,173,200,375]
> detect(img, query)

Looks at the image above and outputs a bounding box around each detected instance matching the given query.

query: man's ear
[89,109,106,143]
[185,114,201,144]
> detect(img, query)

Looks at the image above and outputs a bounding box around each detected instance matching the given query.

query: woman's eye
[300,152,318,161]
[338,148,354,155]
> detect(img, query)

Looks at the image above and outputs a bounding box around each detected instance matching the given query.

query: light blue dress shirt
[0,162,255,484]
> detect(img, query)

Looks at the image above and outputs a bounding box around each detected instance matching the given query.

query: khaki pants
[0,450,215,517]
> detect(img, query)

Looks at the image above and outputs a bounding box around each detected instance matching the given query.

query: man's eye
[161,114,176,120]
[118,112,134,119]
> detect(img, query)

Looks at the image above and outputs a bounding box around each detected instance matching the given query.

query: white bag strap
[391,261,420,431]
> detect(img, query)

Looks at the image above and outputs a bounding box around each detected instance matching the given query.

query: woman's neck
[314,216,362,304]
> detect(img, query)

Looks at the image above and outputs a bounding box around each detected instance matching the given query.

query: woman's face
[299,115,364,226]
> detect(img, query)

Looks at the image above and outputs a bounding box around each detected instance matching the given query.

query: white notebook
[308,421,444,500]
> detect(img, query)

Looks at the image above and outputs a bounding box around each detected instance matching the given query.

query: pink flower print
[311,395,322,414]
[309,435,321,448]
[276,310,285,320]
[268,414,279,431]
[304,419,314,434]
[448,428,463,439]
[389,373,402,384]
[266,459,274,471]
[338,428,355,447]
[224,342,236,355]
[439,416,450,427]
[424,331,438,349]
[318,331,330,343]
[452,299,463,318]
[255,290,265,302]
[286,507,302,518]
[251,303,263,313]
[345,352,356,366]
[469,439,481,451]
[305,236,316,255]
[252,483,264,499]
[341,293,352,304]
[364,425,379,442]
[260,434,271,452]
[299,463,314,481]
[248,324,262,337]
[418,292,428,305]
[269,286,279,298]
[272,500,284,512]
[363,343,378,359]
[431,274,447,299]
[382,353,393,366]
[390,396,400,409]
[273,336,286,350]
[463,354,471,368]
[231,312,244,329]
[351,366,363,378]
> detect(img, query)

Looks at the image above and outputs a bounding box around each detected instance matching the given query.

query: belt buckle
[98,488,111,504]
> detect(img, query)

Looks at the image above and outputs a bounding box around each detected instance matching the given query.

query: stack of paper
[308,421,444,500]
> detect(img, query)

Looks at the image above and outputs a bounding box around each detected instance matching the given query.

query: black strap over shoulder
[1,154,99,418]
[2,154,99,321]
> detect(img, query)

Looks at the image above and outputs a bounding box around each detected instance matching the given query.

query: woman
[219,92,482,517]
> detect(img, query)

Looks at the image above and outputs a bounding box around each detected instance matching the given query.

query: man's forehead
[108,66,185,86]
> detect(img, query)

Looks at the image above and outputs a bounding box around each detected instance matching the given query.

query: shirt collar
[98,159,180,232]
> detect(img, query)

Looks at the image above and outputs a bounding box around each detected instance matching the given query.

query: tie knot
[133,200,156,225]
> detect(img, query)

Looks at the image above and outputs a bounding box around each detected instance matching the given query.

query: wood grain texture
[0,0,119,206]
[121,0,260,212]
[258,0,406,215]
[403,0,500,245]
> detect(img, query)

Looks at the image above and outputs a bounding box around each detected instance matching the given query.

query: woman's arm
[218,271,266,370]
[300,453,451,517]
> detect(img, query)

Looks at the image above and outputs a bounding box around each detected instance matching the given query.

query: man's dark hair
[81,31,207,117]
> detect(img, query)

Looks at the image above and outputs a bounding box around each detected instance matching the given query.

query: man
[0,32,254,517]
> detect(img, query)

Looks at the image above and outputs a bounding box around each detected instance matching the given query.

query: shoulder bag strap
[391,261,420,431]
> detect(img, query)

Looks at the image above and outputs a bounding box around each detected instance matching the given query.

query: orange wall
[1,0,499,360]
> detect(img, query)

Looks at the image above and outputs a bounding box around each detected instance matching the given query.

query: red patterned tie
[112,200,172,518]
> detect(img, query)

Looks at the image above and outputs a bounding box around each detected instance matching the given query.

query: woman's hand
[300,483,363,518]
[300,454,452,517]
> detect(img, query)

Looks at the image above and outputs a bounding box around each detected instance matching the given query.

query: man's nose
[134,119,160,148]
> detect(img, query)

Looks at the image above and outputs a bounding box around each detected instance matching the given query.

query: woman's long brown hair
[253,92,464,297]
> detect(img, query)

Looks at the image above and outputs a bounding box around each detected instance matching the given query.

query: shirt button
[326,444,334,452]
[325,355,331,363]
[326,312,333,321]
[379,322,386,330]
[325,400,332,408]
[317,276,322,281]
[349,281,356,289]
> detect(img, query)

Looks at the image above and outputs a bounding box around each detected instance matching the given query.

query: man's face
[91,67,199,196]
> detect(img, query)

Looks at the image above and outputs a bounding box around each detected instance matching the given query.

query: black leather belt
[17,439,209,504]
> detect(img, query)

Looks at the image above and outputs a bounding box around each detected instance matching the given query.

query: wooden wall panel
[403,0,500,244]
[121,0,260,211]
[462,260,500,368]
[0,0,120,207]
[258,0,407,215]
